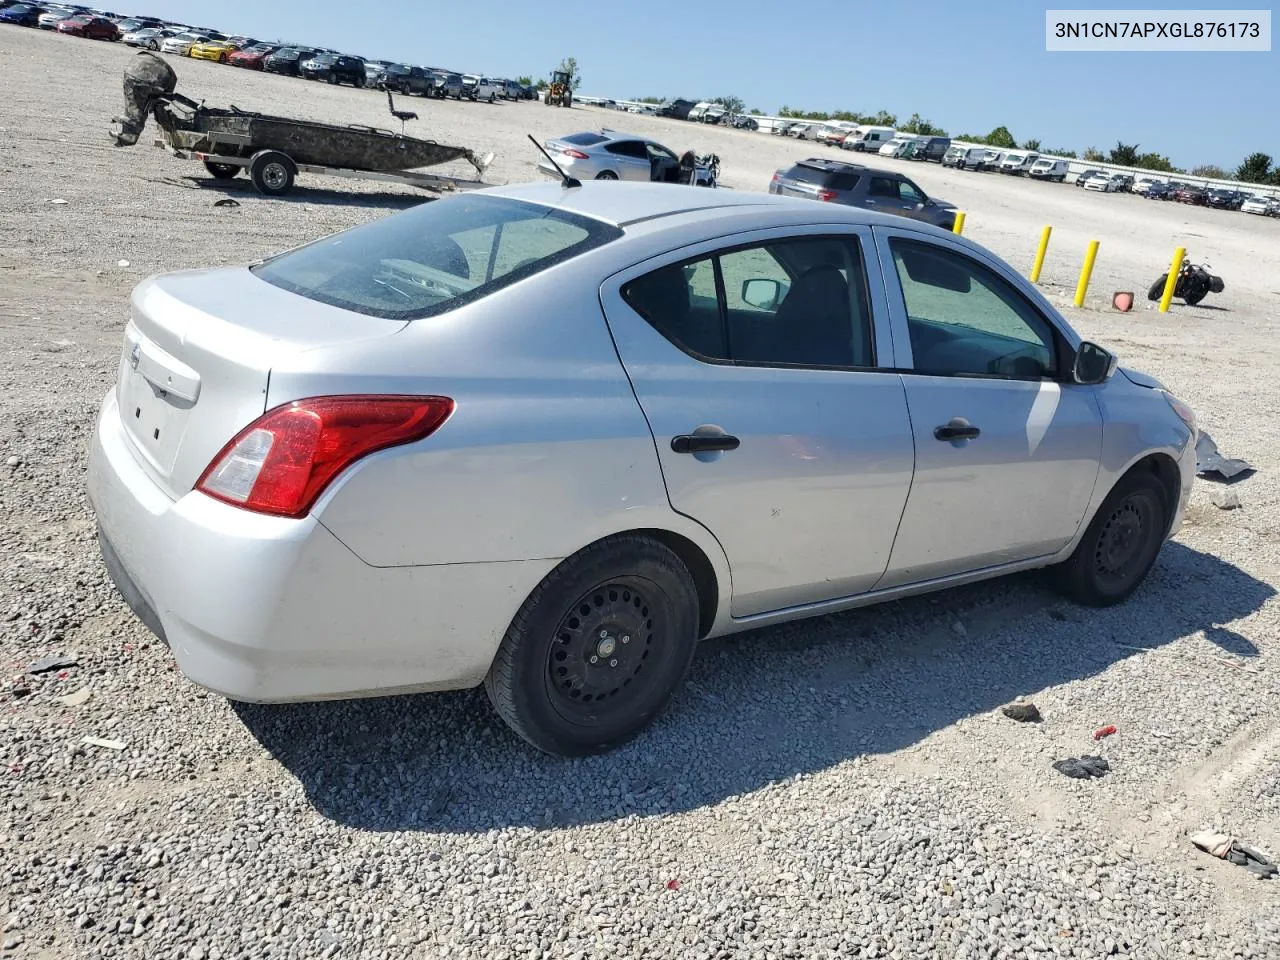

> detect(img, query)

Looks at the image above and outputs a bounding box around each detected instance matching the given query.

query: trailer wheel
[204,161,241,180]
[249,151,296,196]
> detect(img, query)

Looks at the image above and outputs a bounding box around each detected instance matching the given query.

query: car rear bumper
[88,389,555,703]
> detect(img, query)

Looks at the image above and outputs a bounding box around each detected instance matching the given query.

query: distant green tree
[555,57,581,89]
[749,108,763,115]
[1135,152,1177,173]
[535,78,549,91]
[713,96,745,114]
[832,110,865,123]
[868,110,897,127]
[1082,146,1106,161]
[985,126,1017,148]
[1044,147,1077,158]
[633,96,664,103]
[1191,164,1228,179]
[516,75,533,87]
[1108,141,1140,165]
[1235,152,1274,183]
[1022,138,1042,151]
[901,113,947,136]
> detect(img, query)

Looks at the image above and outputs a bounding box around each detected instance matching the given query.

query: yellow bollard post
[1158,246,1186,313]
[1030,226,1053,283]
[952,211,966,235]
[1073,240,1099,308]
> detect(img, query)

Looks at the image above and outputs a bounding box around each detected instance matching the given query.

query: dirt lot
[2,27,1279,960]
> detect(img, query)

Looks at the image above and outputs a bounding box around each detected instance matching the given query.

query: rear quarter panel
[268,249,727,577]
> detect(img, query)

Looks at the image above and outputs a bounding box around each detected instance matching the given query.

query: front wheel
[1052,472,1168,607]
[1147,275,1169,301]
[484,535,700,756]
[147,39,158,50]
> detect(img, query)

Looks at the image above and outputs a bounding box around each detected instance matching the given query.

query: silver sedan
[88,183,1198,756]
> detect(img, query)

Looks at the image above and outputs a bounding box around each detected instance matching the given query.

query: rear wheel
[1052,472,1168,607]
[484,536,700,756]
[203,160,240,180]
[1183,285,1207,306]
[595,171,618,180]
[248,150,295,196]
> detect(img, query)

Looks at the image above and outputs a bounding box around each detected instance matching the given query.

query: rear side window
[253,196,622,320]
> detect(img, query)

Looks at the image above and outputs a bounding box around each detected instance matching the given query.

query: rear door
[600,226,916,617]
[871,228,1103,588]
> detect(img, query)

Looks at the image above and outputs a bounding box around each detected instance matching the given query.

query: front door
[600,228,916,617]
[872,230,1103,588]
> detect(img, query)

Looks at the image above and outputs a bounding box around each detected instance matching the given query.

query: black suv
[768,158,957,229]
[264,47,315,76]
[380,64,433,95]
[431,72,464,99]
[301,53,366,86]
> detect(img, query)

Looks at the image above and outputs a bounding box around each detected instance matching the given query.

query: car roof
[483,180,938,232]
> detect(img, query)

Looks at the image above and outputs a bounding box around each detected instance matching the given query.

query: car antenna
[528,134,581,188]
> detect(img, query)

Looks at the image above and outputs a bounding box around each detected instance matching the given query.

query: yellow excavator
[544,69,572,108]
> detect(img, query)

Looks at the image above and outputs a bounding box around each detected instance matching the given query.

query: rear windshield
[252,195,623,320]
[785,165,860,191]
[564,133,611,147]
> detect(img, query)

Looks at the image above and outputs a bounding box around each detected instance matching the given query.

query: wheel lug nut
[599,630,609,638]
[589,656,598,664]
[622,636,630,644]
[609,659,618,667]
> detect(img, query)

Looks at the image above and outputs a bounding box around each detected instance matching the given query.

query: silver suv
[768,158,957,230]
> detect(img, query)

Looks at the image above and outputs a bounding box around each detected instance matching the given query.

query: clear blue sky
[148,0,1275,169]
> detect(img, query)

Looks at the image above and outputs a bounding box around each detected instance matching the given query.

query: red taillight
[816,190,836,202]
[562,149,589,159]
[196,396,454,518]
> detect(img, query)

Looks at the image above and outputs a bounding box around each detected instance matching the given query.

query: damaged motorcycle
[1147,256,1224,306]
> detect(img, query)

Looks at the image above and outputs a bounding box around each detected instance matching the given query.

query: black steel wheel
[203,160,240,180]
[248,150,296,196]
[484,535,700,756]
[1053,472,1168,606]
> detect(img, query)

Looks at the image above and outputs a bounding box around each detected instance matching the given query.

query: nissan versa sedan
[88,183,1198,757]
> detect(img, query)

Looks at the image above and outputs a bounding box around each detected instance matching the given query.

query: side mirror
[741,278,783,310]
[1073,341,1117,385]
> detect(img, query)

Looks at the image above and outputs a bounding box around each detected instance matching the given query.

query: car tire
[483,535,700,756]
[327,74,336,84]
[595,171,618,180]
[203,160,240,180]
[147,39,158,49]
[248,150,296,196]
[1052,472,1168,607]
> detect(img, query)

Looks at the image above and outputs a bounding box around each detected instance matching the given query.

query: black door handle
[671,434,740,454]
[934,418,981,442]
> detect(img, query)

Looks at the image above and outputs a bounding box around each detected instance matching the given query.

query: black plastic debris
[1052,755,1110,779]
[214,198,240,207]
[25,654,77,675]
[1002,702,1042,723]
[1191,831,1277,879]
[1196,432,1255,482]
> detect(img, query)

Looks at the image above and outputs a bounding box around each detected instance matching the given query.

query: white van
[999,151,1040,175]
[1028,157,1069,182]
[841,125,896,152]
[942,145,987,170]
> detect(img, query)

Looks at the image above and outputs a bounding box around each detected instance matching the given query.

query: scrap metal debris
[1052,755,1110,779]
[1190,830,1277,879]
[213,197,240,207]
[25,654,77,675]
[82,736,125,751]
[1196,432,1255,482]
[54,688,92,708]
[1002,702,1042,723]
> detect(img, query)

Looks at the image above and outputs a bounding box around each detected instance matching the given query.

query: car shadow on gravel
[179,177,429,210]
[233,541,1274,833]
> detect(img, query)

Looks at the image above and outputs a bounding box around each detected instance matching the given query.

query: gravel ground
[3,28,1279,960]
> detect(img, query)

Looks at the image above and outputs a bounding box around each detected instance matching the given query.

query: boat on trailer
[111,52,494,196]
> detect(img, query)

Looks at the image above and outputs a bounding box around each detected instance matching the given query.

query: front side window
[622,237,874,369]
[897,180,926,204]
[254,196,621,320]
[889,238,1057,379]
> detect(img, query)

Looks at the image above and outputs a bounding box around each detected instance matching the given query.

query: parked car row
[1,2,538,103]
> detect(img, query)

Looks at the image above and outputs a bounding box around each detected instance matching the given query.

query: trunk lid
[115,266,406,500]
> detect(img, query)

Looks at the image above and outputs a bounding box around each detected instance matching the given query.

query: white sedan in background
[123,26,178,48]
[1084,174,1123,193]
[1240,195,1276,216]
[160,32,208,56]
